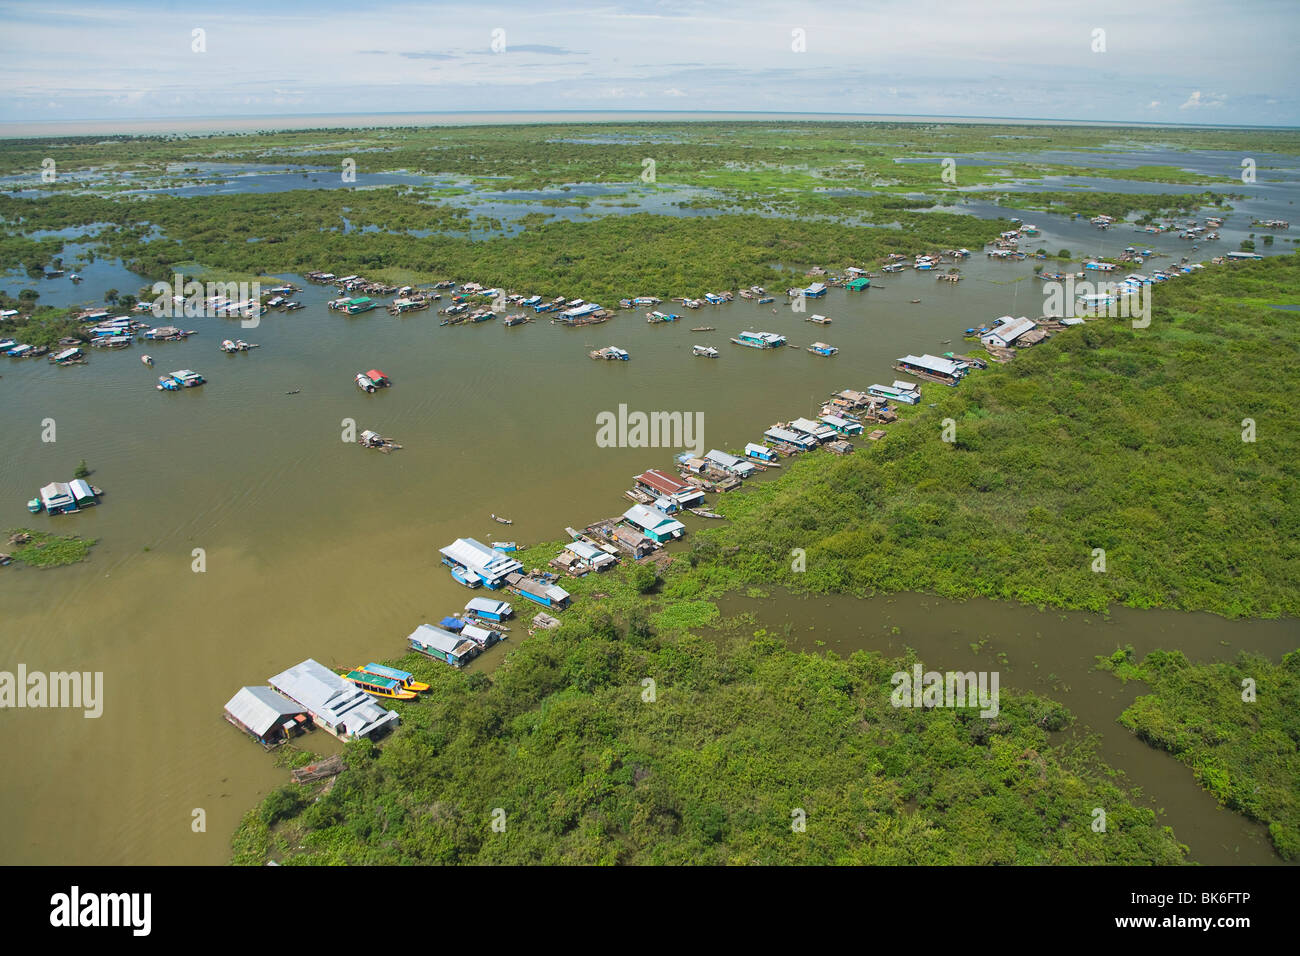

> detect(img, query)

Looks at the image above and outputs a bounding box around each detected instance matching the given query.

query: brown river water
[1,250,1294,864]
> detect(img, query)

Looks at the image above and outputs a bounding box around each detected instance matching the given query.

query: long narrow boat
[357,663,430,693]
[339,669,418,700]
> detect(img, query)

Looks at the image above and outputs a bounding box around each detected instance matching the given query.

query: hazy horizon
[2,0,1296,129]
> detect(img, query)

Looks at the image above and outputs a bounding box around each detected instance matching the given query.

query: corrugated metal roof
[440,538,522,581]
[465,597,511,616]
[636,469,686,496]
[224,686,305,737]
[622,504,685,533]
[408,624,471,656]
[268,659,397,739]
[898,354,962,376]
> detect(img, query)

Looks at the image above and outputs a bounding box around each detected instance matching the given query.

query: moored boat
[339,669,418,701]
[357,663,430,693]
[692,344,720,358]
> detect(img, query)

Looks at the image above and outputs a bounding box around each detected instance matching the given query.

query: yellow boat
[340,669,418,701]
[357,662,430,693]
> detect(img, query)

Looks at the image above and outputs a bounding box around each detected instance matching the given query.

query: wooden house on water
[223,686,311,747]
[407,623,479,668]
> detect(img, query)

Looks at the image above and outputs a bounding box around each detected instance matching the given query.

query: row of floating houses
[224,597,525,745]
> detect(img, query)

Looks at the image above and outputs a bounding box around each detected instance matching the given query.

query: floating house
[634,469,705,508]
[465,597,513,622]
[561,540,618,572]
[980,316,1038,349]
[458,622,503,650]
[560,302,605,325]
[846,277,871,291]
[895,354,964,386]
[704,449,756,478]
[807,342,839,356]
[622,504,686,543]
[802,282,828,298]
[731,330,787,349]
[764,427,816,451]
[439,537,523,589]
[37,478,96,515]
[341,297,377,314]
[223,686,311,747]
[590,346,630,361]
[407,624,479,668]
[821,414,864,437]
[867,383,920,405]
[612,525,658,558]
[745,442,778,462]
[268,659,399,741]
[789,418,838,443]
[505,572,572,609]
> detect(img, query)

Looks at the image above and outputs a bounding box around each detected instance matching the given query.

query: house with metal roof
[465,597,513,621]
[980,316,1038,349]
[268,659,399,740]
[563,540,618,572]
[459,622,503,649]
[39,482,78,514]
[505,572,572,609]
[635,469,689,498]
[622,504,686,543]
[612,525,657,558]
[789,418,838,443]
[439,537,523,589]
[845,277,871,291]
[821,414,864,436]
[896,354,964,385]
[745,442,778,461]
[764,427,816,450]
[407,624,479,667]
[223,686,310,746]
[704,449,756,477]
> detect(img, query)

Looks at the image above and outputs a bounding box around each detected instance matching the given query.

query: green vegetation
[1098,647,1300,859]
[4,529,97,568]
[234,605,1186,864]
[671,256,1300,619]
[975,189,1238,221]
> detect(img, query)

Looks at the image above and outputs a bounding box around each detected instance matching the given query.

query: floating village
[5,214,1281,750]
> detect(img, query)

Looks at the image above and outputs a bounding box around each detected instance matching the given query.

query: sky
[0,0,1296,127]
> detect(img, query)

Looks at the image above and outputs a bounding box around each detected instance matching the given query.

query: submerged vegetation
[3,528,97,568]
[1098,647,1300,860]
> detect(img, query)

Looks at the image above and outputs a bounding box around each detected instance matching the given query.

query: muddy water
[714,589,1299,865]
[1,194,1294,863]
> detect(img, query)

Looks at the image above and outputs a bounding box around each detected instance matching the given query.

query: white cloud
[663,87,686,96]
[1179,90,1225,110]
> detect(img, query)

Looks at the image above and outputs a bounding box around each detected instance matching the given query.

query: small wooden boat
[910,299,922,304]
[490,514,513,525]
[687,508,724,519]
[141,354,153,366]
[691,326,716,332]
